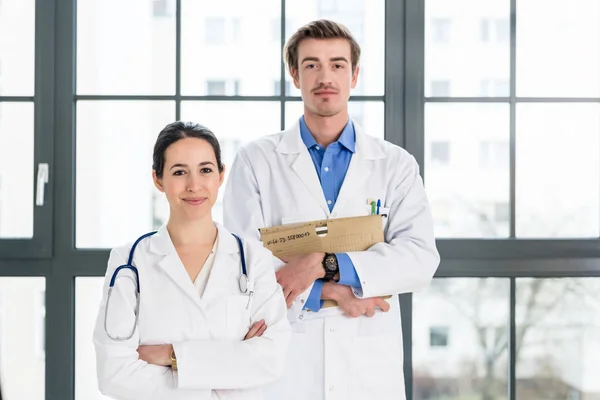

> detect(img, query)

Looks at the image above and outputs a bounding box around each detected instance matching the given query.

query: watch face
[325,255,337,271]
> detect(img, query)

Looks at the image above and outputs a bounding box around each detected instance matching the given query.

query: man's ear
[291,68,301,89]
[152,170,165,192]
[351,65,360,89]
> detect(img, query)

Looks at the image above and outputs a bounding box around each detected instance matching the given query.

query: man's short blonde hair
[283,19,361,77]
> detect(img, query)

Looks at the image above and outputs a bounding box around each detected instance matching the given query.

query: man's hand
[327,284,391,318]
[276,252,325,308]
[244,319,267,340]
[137,344,172,366]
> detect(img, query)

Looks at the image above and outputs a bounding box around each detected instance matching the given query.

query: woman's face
[153,137,224,222]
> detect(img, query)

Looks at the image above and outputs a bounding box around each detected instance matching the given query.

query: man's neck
[303,109,349,148]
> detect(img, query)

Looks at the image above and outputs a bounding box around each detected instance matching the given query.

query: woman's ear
[219,164,226,186]
[152,170,165,192]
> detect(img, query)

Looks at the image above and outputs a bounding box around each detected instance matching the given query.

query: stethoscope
[104,231,253,341]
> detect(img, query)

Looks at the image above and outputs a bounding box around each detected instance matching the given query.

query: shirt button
[315,146,320,150]
[354,291,359,296]
[299,314,304,320]
[329,386,334,391]
[327,200,332,205]
[330,328,335,332]
[324,167,329,172]
[300,299,305,304]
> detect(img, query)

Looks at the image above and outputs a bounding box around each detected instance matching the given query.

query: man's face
[292,38,359,118]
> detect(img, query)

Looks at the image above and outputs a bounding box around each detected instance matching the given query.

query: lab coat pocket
[362,204,390,230]
[225,295,252,340]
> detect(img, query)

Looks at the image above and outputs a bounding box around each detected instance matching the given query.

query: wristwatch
[170,347,178,372]
[322,253,339,282]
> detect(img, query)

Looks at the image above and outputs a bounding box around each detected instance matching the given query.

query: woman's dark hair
[152,121,223,178]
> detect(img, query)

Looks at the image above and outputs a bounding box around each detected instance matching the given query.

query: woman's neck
[166,214,217,247]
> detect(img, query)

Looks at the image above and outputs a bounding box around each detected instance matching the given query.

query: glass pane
[0,0,35,96]
[285,0,385,96]
[425,103,510,238]
[0,102,34,239]
[180,101,281,224]
[76,101,175,249]
[0,278,45,400]
[425,0,510,97]
[516,278,600,399]
[516,104,600,238]
[181,0,281,96]
[77,0,176,95]
[285,101,384,139]
[413,278,509,400]
[76,277,111,400]
[517,0,600,97]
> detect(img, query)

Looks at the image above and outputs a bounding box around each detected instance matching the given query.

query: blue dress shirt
[298,116,362,312]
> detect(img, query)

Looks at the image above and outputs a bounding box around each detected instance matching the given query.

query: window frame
[0,0,55,260]
[0,0,598,399]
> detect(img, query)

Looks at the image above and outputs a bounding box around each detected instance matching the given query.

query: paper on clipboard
[259,215,391,308]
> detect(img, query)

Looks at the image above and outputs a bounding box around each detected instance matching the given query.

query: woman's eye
[173,170,185,176]
[201,168,213,174]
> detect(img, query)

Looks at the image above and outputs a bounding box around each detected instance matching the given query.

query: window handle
[36,163,49,206]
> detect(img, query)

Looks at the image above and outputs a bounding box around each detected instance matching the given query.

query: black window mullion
[509,277,517,400]
[510,0,517,239]
[50,0,77,398]
[280,0,287,131]
[175,0,182,120]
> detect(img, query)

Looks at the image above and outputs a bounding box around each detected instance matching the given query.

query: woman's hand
[137,344,173,366]
[244,319,267,340]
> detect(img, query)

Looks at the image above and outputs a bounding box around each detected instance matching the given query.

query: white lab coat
[92,223,291,400]
[223,120,440,400]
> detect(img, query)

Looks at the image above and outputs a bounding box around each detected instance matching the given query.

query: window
[480,140,509,169]
[206,80,226,95]
[318,0,339,13]
[36,290,45,360]
[429,326,449,347]
[206,80,240,96]
[430,141,450,164]
[205,17,226,45]
[480,78,510,97]
[481,18,509,43]
[273,79,291,96]
[431,18,451,43]
[232,18,241,42]
[152,0,172,17]
[494,202,510,224]
[430,80,451,97]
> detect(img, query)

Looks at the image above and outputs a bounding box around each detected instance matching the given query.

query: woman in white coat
[93,121,290,400]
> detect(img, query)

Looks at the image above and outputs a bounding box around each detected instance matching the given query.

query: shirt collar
[299,116,356,153]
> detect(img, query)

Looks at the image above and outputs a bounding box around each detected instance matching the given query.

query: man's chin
[314,107,342,118]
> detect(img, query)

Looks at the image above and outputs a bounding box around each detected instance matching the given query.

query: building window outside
[480,140,509,169]
[430,141,450,165]
[481,18,509,43]
[431,18,452,43]
[205,18,226,45]
[430,80,451,97]
[152,0,172,18]
[430,326,449,347]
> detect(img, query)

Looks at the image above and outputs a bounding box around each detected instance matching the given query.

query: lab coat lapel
[149,225,205,312]
[333,123,387,215]
[200,226,238,304]
[278,123,330,216]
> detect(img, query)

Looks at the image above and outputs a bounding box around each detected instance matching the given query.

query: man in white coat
[223,19,440,400]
